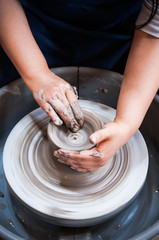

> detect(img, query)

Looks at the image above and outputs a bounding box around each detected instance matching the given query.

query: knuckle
[53,86,60,92]
[51,91,58,100]
[59,83,70,92]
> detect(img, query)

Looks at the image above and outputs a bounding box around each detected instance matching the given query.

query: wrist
[113,117,137,141]
[22,64,50,80]
[22,67,54,90]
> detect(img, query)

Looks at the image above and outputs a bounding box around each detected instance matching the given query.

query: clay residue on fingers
[33,89,46,105]
[71,101,84,127]
[58,105,80,132]
[57,149,81,155]
[54,117,63,126]
[33,91,38,100]
[45,103,63,125]
[65,86,84,128]
[34,90,64,125]
[59,83,70,93]
[56,149,73,153]
[54,149,74,158]
[50,90,80,132]
[89,150,102,158]
[72,86,78,99]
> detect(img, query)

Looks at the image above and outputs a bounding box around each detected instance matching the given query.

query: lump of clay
[47,108,103,151]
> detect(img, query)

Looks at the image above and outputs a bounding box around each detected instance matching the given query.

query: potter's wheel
[3,99,149,226]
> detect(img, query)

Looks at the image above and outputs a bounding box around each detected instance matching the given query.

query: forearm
[115,30,159,137]
[0,0,48,83]
[0,0,84,132]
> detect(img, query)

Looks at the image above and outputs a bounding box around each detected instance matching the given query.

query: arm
[0,0,84,131]
[55,29,159,172]
[116,29,159,136]
[0,0,47,80]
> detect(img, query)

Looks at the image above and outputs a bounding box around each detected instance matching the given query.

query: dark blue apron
[0,0,142,87]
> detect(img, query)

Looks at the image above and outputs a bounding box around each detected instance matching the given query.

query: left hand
[54,121,132,172]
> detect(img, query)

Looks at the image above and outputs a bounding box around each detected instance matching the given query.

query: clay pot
[47,108,103,151]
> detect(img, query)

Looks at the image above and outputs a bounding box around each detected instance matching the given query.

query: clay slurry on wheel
[3,100,149,226]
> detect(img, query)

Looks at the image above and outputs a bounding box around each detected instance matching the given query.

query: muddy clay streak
[33,89,46,105]
[89,152,102,158]
[71,101,84,122]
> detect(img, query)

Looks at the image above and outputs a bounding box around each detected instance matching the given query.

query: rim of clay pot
[47,108,103,151]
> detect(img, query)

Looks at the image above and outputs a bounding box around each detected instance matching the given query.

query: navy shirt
[0,0,142,87]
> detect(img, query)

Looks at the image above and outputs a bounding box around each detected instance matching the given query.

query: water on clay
[0,68,159,240]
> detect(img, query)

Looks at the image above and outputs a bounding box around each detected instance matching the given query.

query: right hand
[54,120,133,172]
[24,68,84,132]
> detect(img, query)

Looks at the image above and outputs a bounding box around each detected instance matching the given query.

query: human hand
[25,69,84,132]
[54,121,132,172]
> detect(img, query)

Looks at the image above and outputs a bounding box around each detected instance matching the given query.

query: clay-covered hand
[54,121,132,172]
[26,69,84,132]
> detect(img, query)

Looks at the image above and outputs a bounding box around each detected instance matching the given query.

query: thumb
[90,124,112,144]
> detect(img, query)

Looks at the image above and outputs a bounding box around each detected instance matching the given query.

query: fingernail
[54,118,63,126]
[90,136,97,144]
[79,118,84,127]
[58,159,65,164]
[54,151,59,157]
[72,124,80,133]
[71,167,77,170]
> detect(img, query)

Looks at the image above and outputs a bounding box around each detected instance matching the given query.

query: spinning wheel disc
[3,100,149,226]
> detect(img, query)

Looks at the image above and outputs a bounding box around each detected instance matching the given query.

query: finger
[68,150,102,162]
[58,159,79,169]
[72,167,90,173]
[65,87,84,127]
[55,153,81,165]
[57,158,82,170]
[89,124,111,144]
[41,102,63,126]
[57,155,100,169]
[57,158,72,166]
[56,151,104,170]
[57,91,82,131]
[55,148,101,160]
[54,149,102,168]
[58,156,96,173]
[54,149,86,162]
[49,95,80,132]
[54,149,80,158]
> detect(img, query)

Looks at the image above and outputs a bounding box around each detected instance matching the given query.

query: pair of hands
[27,69,130,172]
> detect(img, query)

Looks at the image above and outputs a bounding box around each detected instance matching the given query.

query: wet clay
[3,100,149,226]
[33,85,83,132]
[47,108,103,151]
